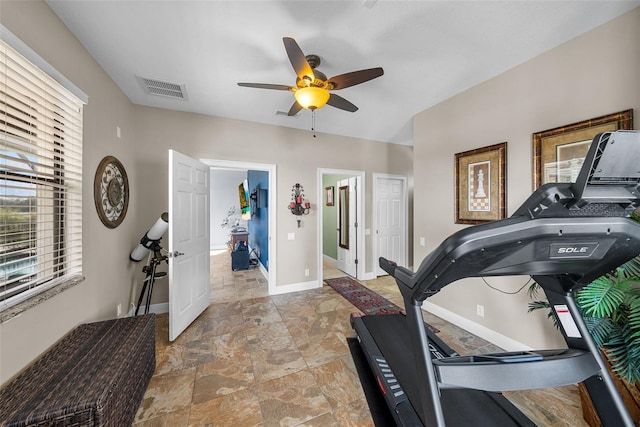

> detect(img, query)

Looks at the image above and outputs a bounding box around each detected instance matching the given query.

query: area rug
[325,276,439,333]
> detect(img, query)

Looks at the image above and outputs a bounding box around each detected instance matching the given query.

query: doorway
[373,173,408,276]
[318,168,365,282]
[200,158,276,295]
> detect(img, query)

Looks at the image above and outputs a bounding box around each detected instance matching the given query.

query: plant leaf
[527,282,542,299]
[528,300,559,329]
[527,300,550,313]
[606,325,640,385]
[577,271,628,317]
[584,316,615,348]
[618,256,640,279]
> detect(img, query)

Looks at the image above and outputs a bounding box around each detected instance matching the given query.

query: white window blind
[0,37,84,311]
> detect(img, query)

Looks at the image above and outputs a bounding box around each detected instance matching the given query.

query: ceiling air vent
[136,75,188,100]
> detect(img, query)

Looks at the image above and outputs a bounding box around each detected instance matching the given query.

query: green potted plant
[576,260,640,384]
[528,255,640,425]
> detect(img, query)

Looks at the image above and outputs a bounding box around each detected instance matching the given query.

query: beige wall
[0,0,413,383]
[1,0,140,384]
[413,7,640,350]
[130,106,413,301]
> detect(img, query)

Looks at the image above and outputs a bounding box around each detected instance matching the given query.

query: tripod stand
[135,240,168,316]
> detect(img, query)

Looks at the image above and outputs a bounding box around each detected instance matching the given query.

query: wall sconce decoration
[288,183,310,227]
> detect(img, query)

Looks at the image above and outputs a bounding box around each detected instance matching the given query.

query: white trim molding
[317,168,366,283]
[423,301,533,352]
[200,158,276,295]
[1,24,89,103]
[270,280,320,295]
[127,302,169,317]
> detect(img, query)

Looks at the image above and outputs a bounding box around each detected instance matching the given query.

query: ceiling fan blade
[283,37,314,81]
[287,102,303,116]
[237,83,293,91]
[327,67,384,90]
[327,94,358,112]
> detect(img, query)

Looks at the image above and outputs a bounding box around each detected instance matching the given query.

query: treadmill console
[515,131,640,219]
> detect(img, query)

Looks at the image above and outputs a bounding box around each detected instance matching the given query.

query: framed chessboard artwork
[455,142,507,225]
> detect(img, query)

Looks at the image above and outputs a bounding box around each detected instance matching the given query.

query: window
[0,36,84,312]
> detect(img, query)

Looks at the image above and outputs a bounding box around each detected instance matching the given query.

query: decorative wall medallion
[94,156,129,228]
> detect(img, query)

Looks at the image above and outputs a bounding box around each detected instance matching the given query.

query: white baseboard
[422,301,533,352]
[360,271,376,281]
[126,302,169,317]
[258,262,268,280]
[323,255,376,281]
[323,254,337,265]
[270,280,321,295]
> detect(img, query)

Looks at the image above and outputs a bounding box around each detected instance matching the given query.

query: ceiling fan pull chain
[312,110,316,138]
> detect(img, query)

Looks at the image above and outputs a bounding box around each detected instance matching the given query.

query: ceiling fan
[238,37,384,116]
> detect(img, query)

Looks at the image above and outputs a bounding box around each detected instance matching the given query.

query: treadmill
[351,130,640,426]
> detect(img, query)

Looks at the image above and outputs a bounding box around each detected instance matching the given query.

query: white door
[168,150,210,341]
[336,177,358,277]
[375,176,407,276]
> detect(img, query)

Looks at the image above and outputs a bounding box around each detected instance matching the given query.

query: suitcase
[231,241,250,271]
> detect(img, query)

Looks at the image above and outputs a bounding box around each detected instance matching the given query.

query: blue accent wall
[247,170,269,270]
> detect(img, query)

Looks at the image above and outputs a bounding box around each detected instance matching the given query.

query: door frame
[318,168,365,283]
[372,173,409,275]
[200,158,276,295]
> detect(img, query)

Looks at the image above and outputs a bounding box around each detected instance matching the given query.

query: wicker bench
[0,314,156,427]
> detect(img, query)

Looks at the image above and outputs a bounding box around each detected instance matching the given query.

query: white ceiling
[47,0,639,146]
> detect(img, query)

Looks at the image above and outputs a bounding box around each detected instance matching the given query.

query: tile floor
[132,250,588,426]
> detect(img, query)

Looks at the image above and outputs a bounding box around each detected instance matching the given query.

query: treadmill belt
[347,337,396,426]
[361,314,535,426]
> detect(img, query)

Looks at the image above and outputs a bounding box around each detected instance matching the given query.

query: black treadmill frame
[352,131,640,427]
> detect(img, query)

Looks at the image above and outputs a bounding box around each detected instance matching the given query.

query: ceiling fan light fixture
[294,87,330,110]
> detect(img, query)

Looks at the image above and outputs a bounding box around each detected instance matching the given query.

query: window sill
[0,276,86,324]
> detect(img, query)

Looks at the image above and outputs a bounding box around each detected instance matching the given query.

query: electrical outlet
[419,237,426,246]
[117,303,122,317]
[476,304,485,317]
[304,269,309,277]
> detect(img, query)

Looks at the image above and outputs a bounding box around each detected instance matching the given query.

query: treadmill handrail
[379,257,397,276]
[379,256,418,289]
[382,214,640,303]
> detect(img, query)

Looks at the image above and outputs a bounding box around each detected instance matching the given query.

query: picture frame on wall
[455,142,507,225]
[325,186,334,206]
[532,109,633,189]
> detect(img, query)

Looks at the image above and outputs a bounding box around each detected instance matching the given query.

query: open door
[336,176,358,277]
[168,150,210,341]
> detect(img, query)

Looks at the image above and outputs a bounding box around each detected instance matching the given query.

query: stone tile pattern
[133,253,587,426]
